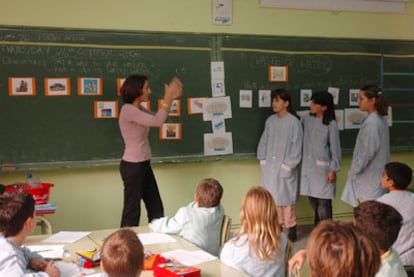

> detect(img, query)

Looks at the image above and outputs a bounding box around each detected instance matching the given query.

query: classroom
[0,0,413,238]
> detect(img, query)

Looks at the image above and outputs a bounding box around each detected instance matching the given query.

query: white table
[26,226,248,277]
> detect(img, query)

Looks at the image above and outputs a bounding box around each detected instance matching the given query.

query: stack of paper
[161,249,217,266]
[26,244,65,259]
[42,231,91,243]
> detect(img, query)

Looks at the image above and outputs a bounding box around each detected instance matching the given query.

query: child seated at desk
[220,186,288,277]
[0,190,60,277]
[289,201,406,277]
[150,178,224,256]
[100,228,144,277]
[354,200,407,277]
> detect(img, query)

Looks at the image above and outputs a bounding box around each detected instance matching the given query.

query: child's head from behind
[307,220,381,277]
[239,186,279,236]
[383,162,413,190]
[353,200,402,252]
[310,90,336,125]
[0,190,35,237]
[196,178,223,208]
[100,228,144,277]
[238,186,281,261]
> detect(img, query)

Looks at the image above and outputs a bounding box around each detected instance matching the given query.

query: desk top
[26,226,247,277]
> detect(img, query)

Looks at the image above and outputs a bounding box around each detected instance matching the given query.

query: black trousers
[308,196,332,225]
[119,160,164,227]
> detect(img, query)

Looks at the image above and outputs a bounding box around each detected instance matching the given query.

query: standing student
[300,91,341,225]
[119,74,183,227]
[100,228,144,277]
[0,191,60,277]
[257,88,303,241]
[377,162,414,267]
[341,85,390,207]
[220,186,288,277]
[150,178,224,256]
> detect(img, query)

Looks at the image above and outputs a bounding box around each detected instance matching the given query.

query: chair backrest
[220,215,232,247]
[285,240,294,277]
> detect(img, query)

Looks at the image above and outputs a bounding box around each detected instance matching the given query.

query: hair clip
[377,91,383,95]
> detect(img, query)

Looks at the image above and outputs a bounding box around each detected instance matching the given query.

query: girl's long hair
[311,91,336,125]
[360,85,388,116]
[234,186,282,262]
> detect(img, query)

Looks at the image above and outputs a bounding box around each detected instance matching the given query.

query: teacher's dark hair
[120,74,148,104]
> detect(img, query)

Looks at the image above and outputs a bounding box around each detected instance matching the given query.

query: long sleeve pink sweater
[119,104,168,162]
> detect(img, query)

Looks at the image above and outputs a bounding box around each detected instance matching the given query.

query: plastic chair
[220,215,232,247]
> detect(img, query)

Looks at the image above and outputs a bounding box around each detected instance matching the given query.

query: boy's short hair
[307,220,381,277]
[0,191,35,237]
[196,178,223,208]
[353,200,402,251]
[385,162,413,190]
[100,228,144,277]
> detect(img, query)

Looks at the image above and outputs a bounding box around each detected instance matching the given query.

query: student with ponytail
[341,85,390,207]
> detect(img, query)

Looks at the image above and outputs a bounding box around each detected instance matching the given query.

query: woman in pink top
[119,75,183,227]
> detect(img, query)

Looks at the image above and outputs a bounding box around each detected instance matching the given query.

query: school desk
[26,226,248,277]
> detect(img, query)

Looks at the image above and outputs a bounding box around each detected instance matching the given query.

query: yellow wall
[1,1,413,233]
[1,153,413,233]
[1,0,414,40]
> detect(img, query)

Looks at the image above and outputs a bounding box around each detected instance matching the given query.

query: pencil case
[153,261,201,277]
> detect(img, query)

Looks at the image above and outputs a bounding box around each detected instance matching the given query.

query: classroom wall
[1,1,414,233]
[0,0,414,40]
[0,153,413,234]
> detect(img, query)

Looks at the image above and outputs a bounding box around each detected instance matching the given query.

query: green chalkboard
[0,27,413,167]
[220,35,414,153]
[0,27,213,164]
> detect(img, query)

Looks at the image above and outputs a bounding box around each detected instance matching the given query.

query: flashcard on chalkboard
[204,132,233,156]
[202,96,232,121]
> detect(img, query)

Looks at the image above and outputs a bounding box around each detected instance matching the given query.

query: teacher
[119,74,183,227]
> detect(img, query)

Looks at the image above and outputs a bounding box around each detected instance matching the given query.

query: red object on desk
[153,262,201,277]
[6,182,54,205]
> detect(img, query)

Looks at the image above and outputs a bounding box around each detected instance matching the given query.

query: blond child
[220,186,288,276]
